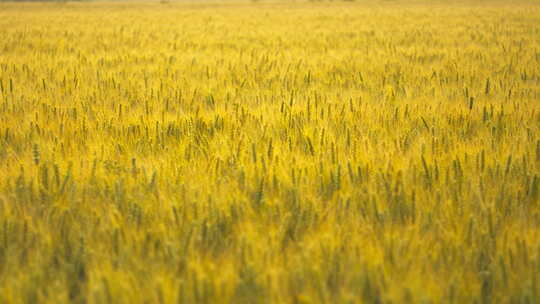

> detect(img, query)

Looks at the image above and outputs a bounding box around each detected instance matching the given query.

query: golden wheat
[0,1,539,303]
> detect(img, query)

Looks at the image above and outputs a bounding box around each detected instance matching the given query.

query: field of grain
[0,1,539,303]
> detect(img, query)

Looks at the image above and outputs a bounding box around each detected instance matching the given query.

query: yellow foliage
[0,1,539,303]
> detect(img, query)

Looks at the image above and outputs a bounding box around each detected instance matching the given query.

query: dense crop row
[0,1,539,303]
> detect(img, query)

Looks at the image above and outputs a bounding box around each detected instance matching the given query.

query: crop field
[0,0,539,303]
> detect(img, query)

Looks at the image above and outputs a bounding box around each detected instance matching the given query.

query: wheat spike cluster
[0,0,539,303]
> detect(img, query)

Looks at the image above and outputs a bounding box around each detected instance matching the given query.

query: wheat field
[0,0,539,303]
